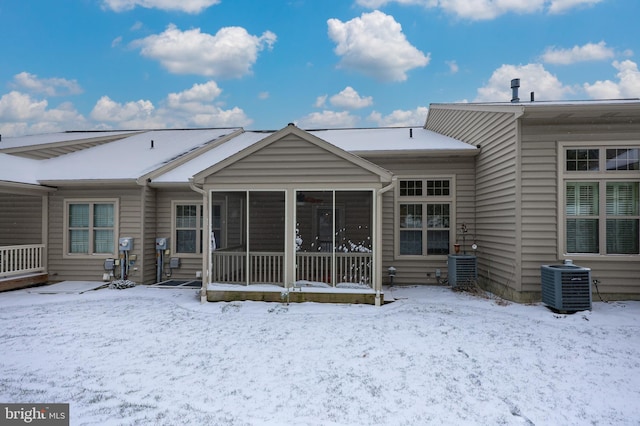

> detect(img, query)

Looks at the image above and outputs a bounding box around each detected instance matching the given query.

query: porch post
[202,190,210,300]
[376,178,396,306]
[41,194,49,272]
[189,180,209,303]
[284,188,295,290]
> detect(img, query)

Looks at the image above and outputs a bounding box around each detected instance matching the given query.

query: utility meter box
[155,237,169,250]
[104,258,115,271]
[119,237,133,251]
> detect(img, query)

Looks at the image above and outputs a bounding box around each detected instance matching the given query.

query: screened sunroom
[209,189,374,289]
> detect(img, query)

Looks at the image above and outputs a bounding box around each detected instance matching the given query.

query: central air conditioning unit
[541,263,592,312]
[448,255,477,288]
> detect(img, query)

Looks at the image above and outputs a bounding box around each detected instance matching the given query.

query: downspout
[375,176,397,306]
[189,178,209,303]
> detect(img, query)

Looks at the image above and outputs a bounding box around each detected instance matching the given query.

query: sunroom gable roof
[192,124,393,184]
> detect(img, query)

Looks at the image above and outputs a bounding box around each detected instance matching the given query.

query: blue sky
[1,0,639,136]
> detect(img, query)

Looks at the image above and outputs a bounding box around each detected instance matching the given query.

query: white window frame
[63,198,119,258]
[172,201,204,257]
[394,176,455,259]
[558,141,640,260]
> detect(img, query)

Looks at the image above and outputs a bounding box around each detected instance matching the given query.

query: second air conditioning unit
[448,255,477,288]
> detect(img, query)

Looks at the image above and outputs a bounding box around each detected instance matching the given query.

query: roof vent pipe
[150,140,154,149]
[510,78,520,103]
[410,128,413,138]
[530,92,535,102]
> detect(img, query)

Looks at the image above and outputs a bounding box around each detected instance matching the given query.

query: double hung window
[397,178,452,256]
[65,200,117,256]
[174,203,204,254]
[563,147,640,255]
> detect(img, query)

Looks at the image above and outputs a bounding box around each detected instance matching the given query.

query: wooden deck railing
[0,244,45,278]
[211,250,372,287]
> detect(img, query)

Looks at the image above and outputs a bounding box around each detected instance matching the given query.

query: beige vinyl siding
[520,115,640,297]
[156,189,202,281]
[140,185,157,284]
[427,108,519,294]
[519,136,558,294]
[206,135,383,186]
[47,187,143,283]
[0,193,43,245]
[368,155,476,285]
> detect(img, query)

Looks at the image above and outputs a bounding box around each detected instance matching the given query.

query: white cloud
[541,41,614,65]
[327,11,430,82]
[547,0,603,14]
[355,0,602,20]
[296,111,359,129]
[0,91,87,136]
[102,0,220,13]
[90,82,252,129]
[315,95,328,108]
[0,91,48,121]
[329,87,373,109]
[166,81,222,106]
[584,60,640,99]
[11,72,83,97]
[258,92,269,100]
[91,96,155,124]
[111,36,123,47]
[446,60,459,74]
[368,106,429,126]
[132,24,276,78]
[475,63,574,102]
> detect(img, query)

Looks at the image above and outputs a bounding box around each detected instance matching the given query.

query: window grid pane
[566,219,599,253]
[426,180,450,196]
[177,230,197,253]
[427,230,449,255]
[69,204,89,227]
[400,204,422,229]
[566,182,598,216]
[566,149,599,171]
[400,230,422,255]
[94,204,114,227]
[94,230,114,253]
[607,219,639,254]
[606,148,639,171]
[69,229,89,253]
[607,182,639,216]
[427,204,450,228]
[400,180,423,197]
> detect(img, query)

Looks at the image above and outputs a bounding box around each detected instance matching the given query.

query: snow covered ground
[1,284,639,425]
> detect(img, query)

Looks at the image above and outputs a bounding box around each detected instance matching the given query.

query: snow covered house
[1,99,639,304]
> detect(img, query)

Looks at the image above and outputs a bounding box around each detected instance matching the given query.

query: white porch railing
[212,251,284,284]
[0,244,45,278]
[211,250,372,287]
[297,252,372,286]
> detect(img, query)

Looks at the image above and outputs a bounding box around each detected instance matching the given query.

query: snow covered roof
[0,130,139,150]
[153,127,473,183]
[1,125,475,186]
[0,153,42,185]
[309,127,476,153]
[36,128,240,182]
[432,99,640,108]
[152,131,270,183]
